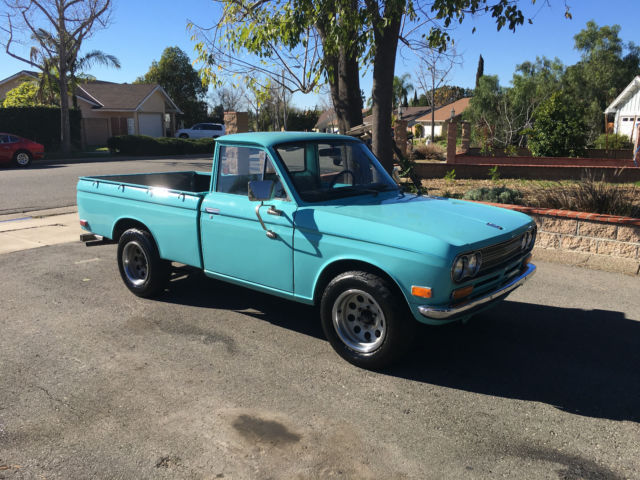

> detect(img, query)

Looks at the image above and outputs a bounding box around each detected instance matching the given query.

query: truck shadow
[391,301,640,423]
[161,269,640,423]
[161,266,324,340]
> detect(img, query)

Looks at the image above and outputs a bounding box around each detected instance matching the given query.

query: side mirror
[248,180,275,201]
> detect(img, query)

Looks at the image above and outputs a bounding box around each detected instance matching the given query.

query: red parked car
[0,133,45,167]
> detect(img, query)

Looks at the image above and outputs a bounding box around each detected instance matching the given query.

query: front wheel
[320,271,415,369]
[178,133,189,139]
[117,228,170,298]
[13,150,32,167]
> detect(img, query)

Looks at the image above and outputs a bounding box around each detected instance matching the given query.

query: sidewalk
[0,206,82,255]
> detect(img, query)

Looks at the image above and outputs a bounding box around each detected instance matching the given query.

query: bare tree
[209,84,246,113]
[415,46,461,140]
[1,0,112,154]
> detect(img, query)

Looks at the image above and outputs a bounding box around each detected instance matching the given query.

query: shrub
[488,165,500,182]
[444,169,456,183]
[107,135,215,156]
[528,92,588,157]
[0,106,81,150]
[531,172,639,217]
[411,142,446,160]
[593,133,633,150]
[413,124,424,138]
[463,186,523,205]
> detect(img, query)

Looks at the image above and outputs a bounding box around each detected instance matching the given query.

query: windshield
[274,141,398,202]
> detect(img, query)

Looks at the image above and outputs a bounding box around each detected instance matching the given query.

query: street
[0,157,639,479]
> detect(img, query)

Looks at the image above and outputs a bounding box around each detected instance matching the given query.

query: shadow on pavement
[160,266,323,341]
[160,268,640,423]
[391,300,640,423]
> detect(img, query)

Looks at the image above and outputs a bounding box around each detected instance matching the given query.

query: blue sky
[2,1,640,109]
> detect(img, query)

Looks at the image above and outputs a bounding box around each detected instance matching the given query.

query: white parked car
[175,123,225,139]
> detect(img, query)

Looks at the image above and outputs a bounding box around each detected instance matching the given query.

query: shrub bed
[107,135,215,156]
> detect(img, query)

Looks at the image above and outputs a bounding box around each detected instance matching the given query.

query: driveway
[0,242,638,479]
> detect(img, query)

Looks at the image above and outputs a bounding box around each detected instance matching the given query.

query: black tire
[13,150,32,167]
[179,133,189,139]
[117,228,170,298]
[320,271,415,370]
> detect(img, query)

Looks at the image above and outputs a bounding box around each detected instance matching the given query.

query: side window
[217,146,286,198]
[212,125,222,131]
[8,136,19,143]
[202,124,215,130]
[277,144,306,173]
[0,135,7,143]
[192,124,202,130]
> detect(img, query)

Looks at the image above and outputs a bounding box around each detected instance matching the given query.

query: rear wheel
[117,228,170,298]
[320,271,415,369]
[13,150,32,167]
[179,133,189,139]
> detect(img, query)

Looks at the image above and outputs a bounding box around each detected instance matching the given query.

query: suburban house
[0,70,39,101]
[414,97,471,139]
[75,82,181,145]
[605,76,640,141]
[0,71,182,146]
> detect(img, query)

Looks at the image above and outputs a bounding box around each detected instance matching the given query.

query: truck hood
[294,192,534,256]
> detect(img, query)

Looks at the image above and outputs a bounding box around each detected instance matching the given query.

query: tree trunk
[370,14,401,174]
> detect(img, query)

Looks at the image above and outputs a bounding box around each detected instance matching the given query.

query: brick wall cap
[470,200,640,227]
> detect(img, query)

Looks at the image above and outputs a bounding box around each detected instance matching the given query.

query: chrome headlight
[452,256,466,282]
[452,252,482,282]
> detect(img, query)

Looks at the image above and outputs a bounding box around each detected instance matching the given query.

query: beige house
[0,71,182,146]
[76,82,182,145]
[415,97,471,139]
[0,70,39,101]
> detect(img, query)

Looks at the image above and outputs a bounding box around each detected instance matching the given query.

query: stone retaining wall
[478,203,640,276]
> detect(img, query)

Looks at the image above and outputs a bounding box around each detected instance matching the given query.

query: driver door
[200,144,296,292]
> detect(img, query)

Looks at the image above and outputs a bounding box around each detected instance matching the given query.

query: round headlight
[452,256,466,281]
[466,253,481,277]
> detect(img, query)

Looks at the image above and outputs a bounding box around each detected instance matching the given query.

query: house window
[127,118,135,135]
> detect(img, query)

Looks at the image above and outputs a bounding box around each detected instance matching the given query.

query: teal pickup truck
[77,132,536,368]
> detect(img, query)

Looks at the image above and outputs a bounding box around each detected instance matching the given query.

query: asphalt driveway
[0,242,638,479]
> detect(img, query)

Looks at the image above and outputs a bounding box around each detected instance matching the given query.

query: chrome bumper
[418,263,537,320]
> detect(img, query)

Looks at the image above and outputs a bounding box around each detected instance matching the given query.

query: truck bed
[77,171,212,268]
[86,171,212,193]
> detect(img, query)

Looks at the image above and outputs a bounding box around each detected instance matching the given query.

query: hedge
[0,106,81,150]
[107,135,216,156]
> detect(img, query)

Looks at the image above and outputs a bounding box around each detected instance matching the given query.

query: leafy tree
[136,46,208,126]
[465,57,563,148]
[2,81,47,107]
[192,0,564,172]
[1,0,113,154]
[527,91,587,157]
[563,21,640,143]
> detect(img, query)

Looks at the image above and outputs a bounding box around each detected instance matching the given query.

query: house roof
[605,76,640,114]
[0,70,39,86]
[416,97,472,123]
[314,109,339,130]
[76,83,182,113]
[361,105,432,127]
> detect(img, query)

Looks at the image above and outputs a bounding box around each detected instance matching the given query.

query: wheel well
[313,259,405,305]
[14,149,31,157]
[112,218,153,243]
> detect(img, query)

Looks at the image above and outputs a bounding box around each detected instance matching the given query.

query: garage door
[138,113,163,137]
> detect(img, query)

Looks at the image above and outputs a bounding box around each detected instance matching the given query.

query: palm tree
[392,73,414,110]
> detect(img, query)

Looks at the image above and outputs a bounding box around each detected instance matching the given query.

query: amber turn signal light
[411,286,432,298]
[451,285,474,302]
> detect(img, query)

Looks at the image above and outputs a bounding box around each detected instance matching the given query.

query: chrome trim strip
[418,263,537,320]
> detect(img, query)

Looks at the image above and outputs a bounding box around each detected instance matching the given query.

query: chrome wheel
[332,289,386,353]
[122,241,149,286]
[16,152,30,166]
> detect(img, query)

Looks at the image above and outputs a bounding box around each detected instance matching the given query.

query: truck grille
[478,231,532,274]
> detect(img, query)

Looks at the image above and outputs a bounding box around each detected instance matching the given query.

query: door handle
[205,207,220,214]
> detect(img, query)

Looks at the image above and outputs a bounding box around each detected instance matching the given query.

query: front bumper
[418,263,537,320]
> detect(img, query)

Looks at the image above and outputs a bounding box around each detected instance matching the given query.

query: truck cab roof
[215,131,360,148]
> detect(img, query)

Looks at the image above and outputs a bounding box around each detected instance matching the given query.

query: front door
[0,135,11,162]
[200,144,296,292]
